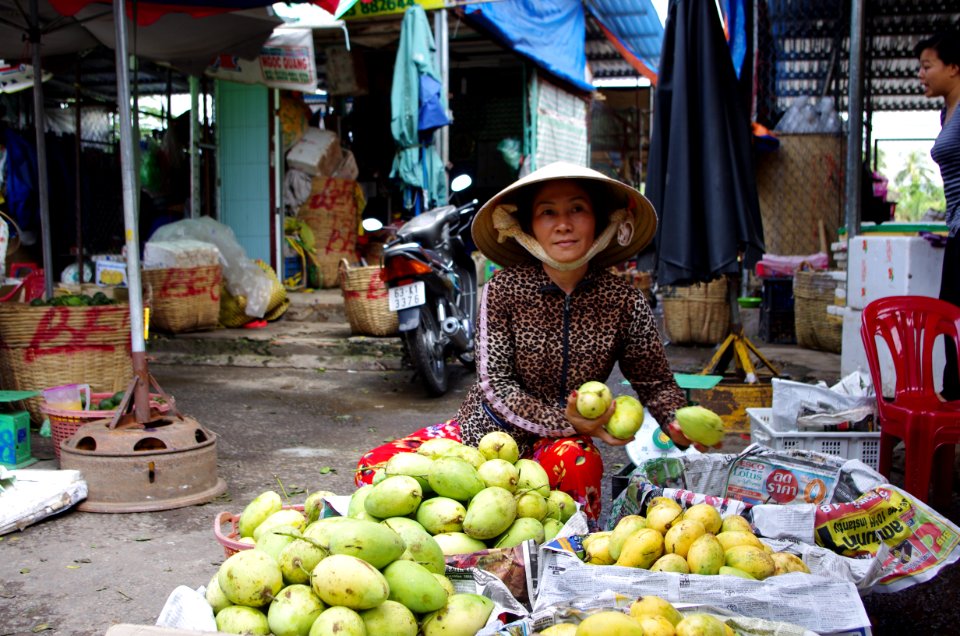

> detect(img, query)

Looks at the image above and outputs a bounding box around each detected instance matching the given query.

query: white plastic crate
[746,407,880,470]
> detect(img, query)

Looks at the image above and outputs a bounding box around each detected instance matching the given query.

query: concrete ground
[0,289,957,635]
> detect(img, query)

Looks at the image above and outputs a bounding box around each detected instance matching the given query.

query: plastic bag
[775,96,841,134]
[143,239,222,269]
[150,217,273,318]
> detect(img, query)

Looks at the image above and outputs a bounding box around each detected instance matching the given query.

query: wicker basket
[214,505,305,558]
[0,303,133,421]
[43,392,171,462]
[339,259,398,337]
[142,265,222,333]
[661,278,730,345]
[793,270,843,353]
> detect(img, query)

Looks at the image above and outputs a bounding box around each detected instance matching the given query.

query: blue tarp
[465,0,592,92]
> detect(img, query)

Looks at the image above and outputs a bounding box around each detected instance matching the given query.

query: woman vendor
[356,162,707,524]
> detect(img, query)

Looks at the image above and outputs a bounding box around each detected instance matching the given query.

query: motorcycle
[372,179,479,396]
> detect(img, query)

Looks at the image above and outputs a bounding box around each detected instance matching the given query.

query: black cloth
[643,0,765,287]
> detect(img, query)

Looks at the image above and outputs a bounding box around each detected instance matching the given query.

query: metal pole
[434,9,449,194]
[843,0,865,239]
[189,75,201,218]
[29,0,54,298]
[272,88,282,277]
[113,0,150,423]
[74,60,83,280]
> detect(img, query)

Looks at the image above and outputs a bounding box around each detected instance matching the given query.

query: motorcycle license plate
[388,281,426,311]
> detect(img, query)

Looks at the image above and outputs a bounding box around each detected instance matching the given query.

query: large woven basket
[793,270,842,353]
[661,278,730,345]
[298,177,361,289]
[142,265,222,333]
[339,259,398,337]
[0,303,133,421]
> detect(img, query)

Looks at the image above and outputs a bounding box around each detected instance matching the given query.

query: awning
[464,0,593,93]
[586,0,664,83]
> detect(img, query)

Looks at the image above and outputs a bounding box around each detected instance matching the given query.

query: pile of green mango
[96,391,125,410]
[30,292,116,307]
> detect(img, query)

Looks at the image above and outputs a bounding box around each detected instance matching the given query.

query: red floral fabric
[355,422,602,523]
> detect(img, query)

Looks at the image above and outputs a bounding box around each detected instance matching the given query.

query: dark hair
[915,30,960,66]
[512,179,617,237]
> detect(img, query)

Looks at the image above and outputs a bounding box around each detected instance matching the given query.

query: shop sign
[340,0,450,20]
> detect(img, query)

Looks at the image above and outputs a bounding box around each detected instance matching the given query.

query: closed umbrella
[390,4,449,214]
[644,0,764,287]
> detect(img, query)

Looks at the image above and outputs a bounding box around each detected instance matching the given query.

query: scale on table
[0,390,40,469]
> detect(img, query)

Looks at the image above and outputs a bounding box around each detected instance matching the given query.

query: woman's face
[530,180,597,265]
[918,47,959,98]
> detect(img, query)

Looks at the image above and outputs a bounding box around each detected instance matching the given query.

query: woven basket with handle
[793,270,842,353]
[142,265,222,333]
[339,259,398,337]
[661,278,730,345]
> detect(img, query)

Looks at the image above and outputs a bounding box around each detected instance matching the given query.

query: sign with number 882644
[343,0,446,19]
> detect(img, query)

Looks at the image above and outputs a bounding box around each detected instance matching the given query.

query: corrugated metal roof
[583,0,959,115]
[585,0,663,78]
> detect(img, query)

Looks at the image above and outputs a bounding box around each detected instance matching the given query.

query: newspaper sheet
[0,469,88,535]
[609,448,960,593]
[530,550,871,635]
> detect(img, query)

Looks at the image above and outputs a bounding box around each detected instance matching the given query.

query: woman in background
[916,29,960,398]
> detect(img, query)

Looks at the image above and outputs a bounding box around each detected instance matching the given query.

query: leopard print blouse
[456,263,687,456]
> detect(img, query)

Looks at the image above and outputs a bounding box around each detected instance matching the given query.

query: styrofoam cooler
[846,235,944,310]
[841,305,946,397]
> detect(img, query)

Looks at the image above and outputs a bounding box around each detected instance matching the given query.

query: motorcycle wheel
[404,304,448,396]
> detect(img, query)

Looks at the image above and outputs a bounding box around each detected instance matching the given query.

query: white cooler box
[846,233,944,310]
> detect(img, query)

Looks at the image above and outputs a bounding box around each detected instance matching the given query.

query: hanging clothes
[389,4,450,212]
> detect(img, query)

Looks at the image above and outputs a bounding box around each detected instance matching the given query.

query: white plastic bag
[150,217,272,318]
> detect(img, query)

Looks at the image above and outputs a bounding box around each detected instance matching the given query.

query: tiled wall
[217,80,270,263]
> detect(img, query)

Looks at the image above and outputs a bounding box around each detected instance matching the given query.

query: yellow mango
[637,614,677,636]
[575,611,643,636]
[686,534,724,575]
[664,519,706,558]
[681,504,722,535]
[770,552,811,575]
[628,595,683,626]
[676,614,726,636]
[719,514,753,534]
[608,515,648,561]
[616,528,664,569]
[646,504,682,535]
[650,553,691,574]
[724,545,776,580]
[715,530,762,552]
[583,533,615,565]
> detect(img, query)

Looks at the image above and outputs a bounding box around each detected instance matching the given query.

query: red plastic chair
[0,269,45,303]
[860,296,960,509]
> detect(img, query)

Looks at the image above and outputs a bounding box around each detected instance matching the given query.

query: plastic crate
[747,407,880,470]
[761,277,794,312]
[760,307,796,344]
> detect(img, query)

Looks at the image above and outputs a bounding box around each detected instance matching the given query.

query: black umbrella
[644,0,764,288]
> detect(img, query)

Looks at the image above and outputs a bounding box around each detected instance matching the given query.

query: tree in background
[891,150,946,221]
